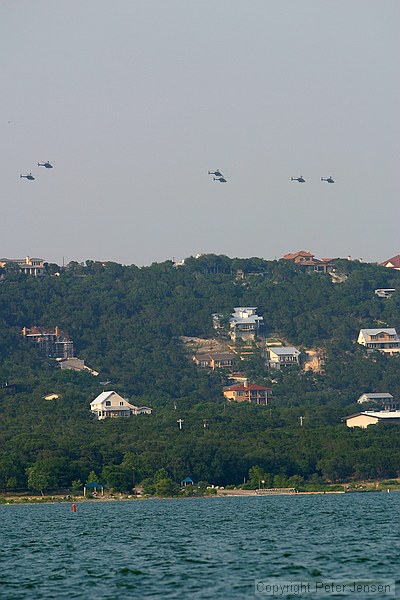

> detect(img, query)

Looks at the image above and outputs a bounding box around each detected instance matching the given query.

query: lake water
[0,494,398,599]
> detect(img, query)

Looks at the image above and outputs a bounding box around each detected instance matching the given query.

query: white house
[357,328,400,354]
[90,391,152,420]
[135,406,152,415]
[267,346,300,369]
[344,411,400,428]
[374,288,395,299]
[229,307,263,342]
[357,393,396,410]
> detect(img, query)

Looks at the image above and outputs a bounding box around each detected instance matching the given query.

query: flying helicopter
[20,173,35,180]
[214,176,227,183]
[321,176,335,184]
[291,176,305,183]
[38,161,53,169]
[208,169,223,177]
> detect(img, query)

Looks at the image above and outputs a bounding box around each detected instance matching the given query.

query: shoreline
[1,488,398,506]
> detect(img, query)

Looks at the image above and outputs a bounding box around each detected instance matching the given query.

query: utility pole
[177,418,184,430]
[299,416,305,427]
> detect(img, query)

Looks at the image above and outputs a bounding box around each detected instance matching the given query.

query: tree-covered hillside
[0,255,399,491]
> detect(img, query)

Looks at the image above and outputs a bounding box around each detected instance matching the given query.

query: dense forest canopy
[0,255,399,492]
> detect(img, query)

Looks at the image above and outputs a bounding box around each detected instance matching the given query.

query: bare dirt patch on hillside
[180,336,231,355]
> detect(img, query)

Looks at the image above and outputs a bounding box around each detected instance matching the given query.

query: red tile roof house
[223,382,272,405]
[283,251,335,273]
[379,255,400,270]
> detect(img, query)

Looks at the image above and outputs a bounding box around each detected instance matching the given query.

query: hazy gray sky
[1,0,399,266]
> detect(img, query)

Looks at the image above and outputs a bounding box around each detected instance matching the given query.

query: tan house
[43,393,61,401]
[223,382,272,405]
[0,256,45,276]
[344,411,400,428]
[379,255,400,270]
[193,352,237,370]
[90,391,152,420]
[357,328,400,354]
[193,354,213,368]
[282,251,335,273]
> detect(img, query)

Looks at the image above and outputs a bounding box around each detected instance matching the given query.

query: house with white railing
[90,391,152,420]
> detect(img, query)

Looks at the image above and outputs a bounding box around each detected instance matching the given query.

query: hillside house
[267,346,300,369]
[135,406,152,415]
[282,251,335,273]
[223,382,272,405]
[43,393,61,401]
[344,411,400,428]
[374,288,396,299]
[379,255,400,270]
[357,393,396,411]
[90,391,152,420]
[22,326,74,359]
[229,307,263,342]
[58,357,99,376]
[357,328,400,354]
[193,354,212,368]
[0,256,45,276]
[193,352,238,370]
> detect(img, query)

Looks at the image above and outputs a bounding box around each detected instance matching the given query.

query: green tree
[27,462,56,495]
[86,471,99,484]
[155,478,179,497]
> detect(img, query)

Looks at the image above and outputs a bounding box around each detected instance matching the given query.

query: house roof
[380,255,400,268]
[23,326,70,338]
[90,391,134,408]
[210,353,237,360]
[345,411,400,420]
[224,383,272,392]
[230,315,263,325]
[269,346,300,355]
[358,393,394,401]
[283,250,314,259]
[359,328,398,337]
[193,354,212,362]
[90,391,115,405]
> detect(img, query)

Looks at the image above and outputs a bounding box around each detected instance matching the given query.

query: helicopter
[20,173,35,180]
[38,161,53,169]
[321,176,334,184]
[214,176,227,183]
[208,169,223,177]
[291,176,305,183]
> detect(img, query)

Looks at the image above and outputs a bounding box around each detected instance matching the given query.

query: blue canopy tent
[181,477,194,487]
[83,482,109,496]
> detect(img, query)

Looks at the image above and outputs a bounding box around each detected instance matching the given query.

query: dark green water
[0,494,398,599]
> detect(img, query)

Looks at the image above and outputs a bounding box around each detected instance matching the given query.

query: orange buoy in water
[72,503,77,512]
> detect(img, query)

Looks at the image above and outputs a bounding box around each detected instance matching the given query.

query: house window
[106,400,111,406]
[120,401,124,405]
